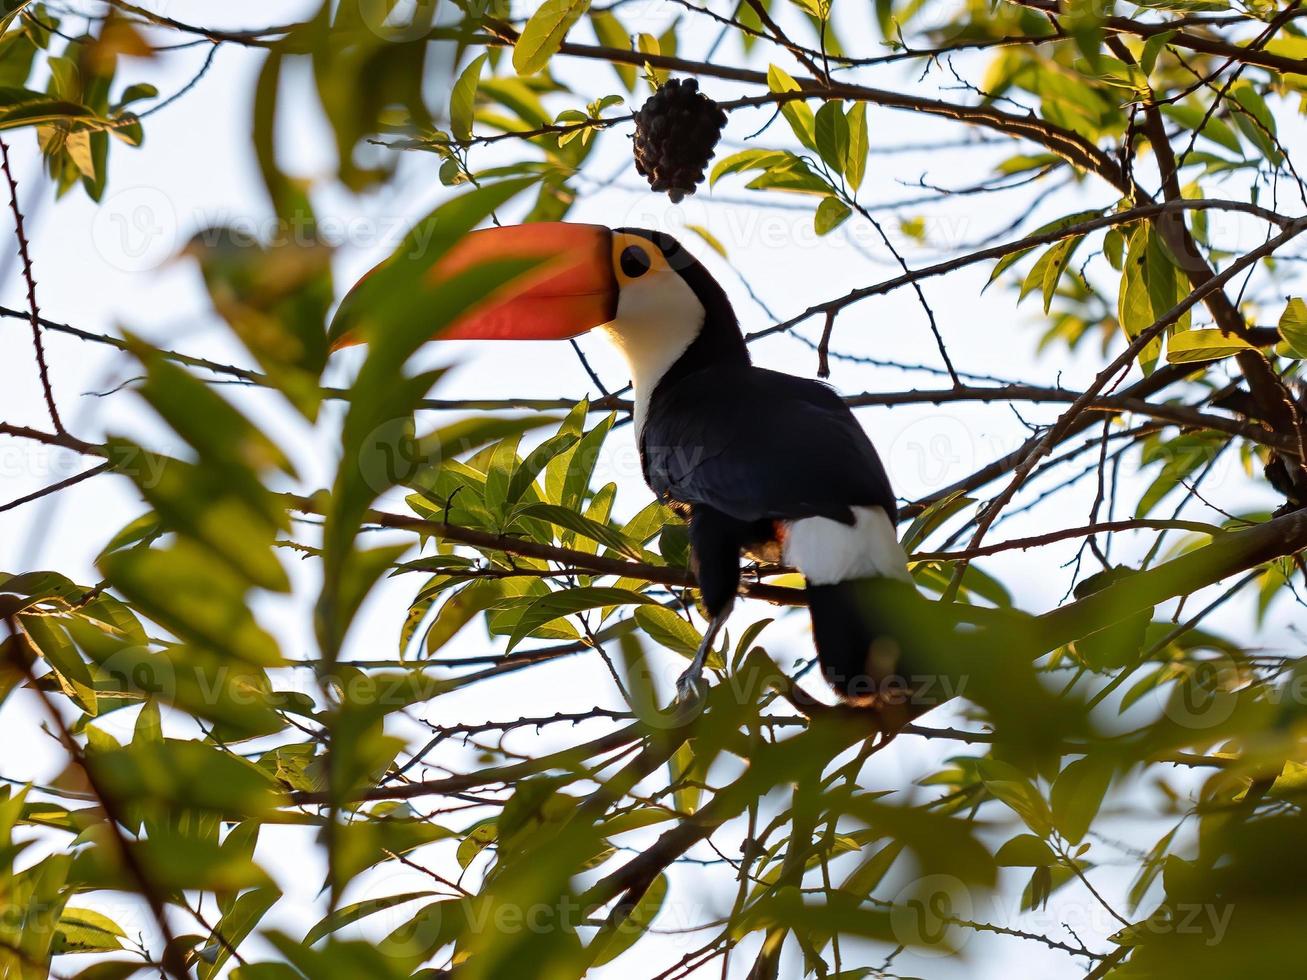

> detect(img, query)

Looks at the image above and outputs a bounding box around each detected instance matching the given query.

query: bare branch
[0,137,62,435]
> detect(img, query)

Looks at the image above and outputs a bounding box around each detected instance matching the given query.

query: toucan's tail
[782,506,923,705]
[807,577,920,705]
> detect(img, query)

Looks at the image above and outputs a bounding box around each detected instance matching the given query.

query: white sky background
[1,0,1303,976]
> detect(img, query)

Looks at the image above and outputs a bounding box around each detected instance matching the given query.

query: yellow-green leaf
[1278,297,1307,357]
[814,195,851,235]
[450,53,487,142]
[845,101,868,191]
[514,0,592,76]
[1165,328,1255,363]
[766,64,815,151]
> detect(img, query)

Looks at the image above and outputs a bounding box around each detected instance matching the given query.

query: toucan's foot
[670,608,729,711]
[674,666,709,705]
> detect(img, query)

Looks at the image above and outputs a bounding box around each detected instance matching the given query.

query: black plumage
[619,229,910,704]
[641,364,898,527]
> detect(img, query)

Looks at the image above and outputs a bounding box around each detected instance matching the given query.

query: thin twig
[0,136,62,434]
[0,461,112,514]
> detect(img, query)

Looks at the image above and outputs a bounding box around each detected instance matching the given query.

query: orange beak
[330,223,616,350]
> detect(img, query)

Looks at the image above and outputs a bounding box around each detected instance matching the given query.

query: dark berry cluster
[632,78,728,203]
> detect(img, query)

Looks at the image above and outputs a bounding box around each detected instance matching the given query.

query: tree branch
[746,198,1295,343]
[0,137,62,435]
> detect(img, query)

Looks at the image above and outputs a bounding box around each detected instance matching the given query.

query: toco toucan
[335,222,917,705]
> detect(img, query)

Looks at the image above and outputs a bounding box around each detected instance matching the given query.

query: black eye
[620,245,652,279]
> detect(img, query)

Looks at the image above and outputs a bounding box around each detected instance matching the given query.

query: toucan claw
[674,667,709,707]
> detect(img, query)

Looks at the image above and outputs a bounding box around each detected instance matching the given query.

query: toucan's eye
[620,245,652,279]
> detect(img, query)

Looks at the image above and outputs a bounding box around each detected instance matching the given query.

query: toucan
[335,222,916,705]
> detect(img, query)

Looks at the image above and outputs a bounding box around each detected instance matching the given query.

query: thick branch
[1032,510,1307,650]
[1009,0,1307,77]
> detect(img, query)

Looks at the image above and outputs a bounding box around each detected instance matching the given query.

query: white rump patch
[782,506,911,586]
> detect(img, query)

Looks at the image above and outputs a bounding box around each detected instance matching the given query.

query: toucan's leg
[675,604,732,703]
[675,508,743,703]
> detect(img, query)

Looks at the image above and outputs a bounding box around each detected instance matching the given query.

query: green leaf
[813,100,848,174]
[814,196,851,235]
[1127,825,1178,912]
[506,586,655,651]
[304,891,436,947]
[198,887,280,980]
[668,741,701,815]
[107,442,289,593]
[1019,235,1084,313]
[100,540,283,667]
[22,615,96,715]
[995,833,1057,867]
[745,153,830,195]
[588,872,668,966]
[1050,756,1113,845]
[987,208,1100,289]
[0,2,32,35]
[505,430,581,506]
[1065,0,1107,68]
[263,932,417,980]
[331,818,456,885]
[875,0,896,36]
[231,966,304,980]
[710,148,788,186]
[976,760,1052,837]
[93,643,286,741]
[733,617,774,666]
[633,606,701,659]
[900,492,974,554]
[1135,435,1217,517]
[88,739,284,817]
[1278,297,1307,357]
[1165,328,1254,363]
[425,579,513,656]
[845,102,868,191]
[456,819,498,869]
[635,33,666,87]
[839,841,904,897]
[1160,103,1241,155]
[1230,81,1280,163]
[514,501,641,557]
[131,344,294,477]
[1117,226,1167,374]
[558,413,614,512]
[72,829,271,893]
[591,11,636,90]
[54,908,126,954]
[450,53,487,142]
[513,0,591,75]
[766,64,815,151]
[482,432,523,518]
[1140,30,1174,75]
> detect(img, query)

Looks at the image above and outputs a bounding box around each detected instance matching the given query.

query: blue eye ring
[620,244,652,279]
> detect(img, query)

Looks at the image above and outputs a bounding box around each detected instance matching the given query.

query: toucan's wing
[640,365,897,524]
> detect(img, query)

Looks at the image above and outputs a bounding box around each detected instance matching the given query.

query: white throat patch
[599,270,704,436]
